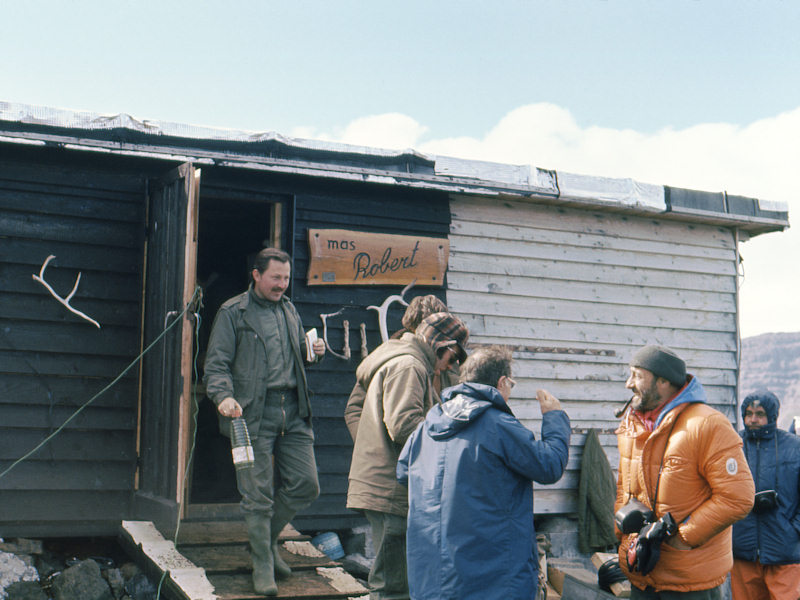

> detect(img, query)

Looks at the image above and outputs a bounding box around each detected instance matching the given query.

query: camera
[752,489,778,514]
[615,497,655,534]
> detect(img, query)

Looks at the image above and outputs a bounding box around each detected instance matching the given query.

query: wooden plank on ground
[180,542,335,573]
[546,582,561,600]
[119,521,216,600]
[176,521,306,545]
[547,560,596,594]
[209,567,366,600]
[562,572,619,600]
[124,519,366,599]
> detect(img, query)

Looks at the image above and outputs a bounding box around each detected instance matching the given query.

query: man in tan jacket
[615,345,754,599]
[345,312,468,600]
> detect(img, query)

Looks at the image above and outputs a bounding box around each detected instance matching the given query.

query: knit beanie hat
[415,312,469,363]
[629,345,686,387]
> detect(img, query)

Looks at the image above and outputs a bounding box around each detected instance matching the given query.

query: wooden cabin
[0,102,788,539]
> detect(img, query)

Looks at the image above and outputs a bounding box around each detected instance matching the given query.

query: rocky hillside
[740,332,800,430]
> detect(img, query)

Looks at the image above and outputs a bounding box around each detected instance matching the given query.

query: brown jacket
[615,385,754,592]
[346,333,438,516]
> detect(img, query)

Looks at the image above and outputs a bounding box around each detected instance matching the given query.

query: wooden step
[120,520,368,600]
[180,542,336,574]
[176,520,308,546]
[209,569,367,600]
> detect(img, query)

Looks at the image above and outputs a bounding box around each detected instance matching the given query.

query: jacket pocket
[233,377,255,409]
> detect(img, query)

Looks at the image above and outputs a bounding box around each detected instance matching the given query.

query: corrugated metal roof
[0,101,789,234]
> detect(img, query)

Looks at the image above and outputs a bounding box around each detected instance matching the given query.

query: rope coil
[597,556,626,592]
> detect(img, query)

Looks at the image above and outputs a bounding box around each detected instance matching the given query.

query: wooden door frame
[133,162,200,536]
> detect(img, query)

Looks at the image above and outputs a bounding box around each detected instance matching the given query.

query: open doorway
[190,191,281,505]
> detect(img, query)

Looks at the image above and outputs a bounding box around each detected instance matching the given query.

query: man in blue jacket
[397,345,570,600]
[732,390,800,599]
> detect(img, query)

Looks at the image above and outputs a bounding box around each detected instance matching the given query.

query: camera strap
[627,414,679,514]
[771,434,779,491]
[775,434,779,490]
[648,417,678,514]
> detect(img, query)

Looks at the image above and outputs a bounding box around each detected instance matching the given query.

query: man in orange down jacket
[614,345,755,599]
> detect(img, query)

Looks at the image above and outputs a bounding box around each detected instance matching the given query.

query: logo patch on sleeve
[726,457,738,475]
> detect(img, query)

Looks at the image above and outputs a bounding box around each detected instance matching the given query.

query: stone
[123,572,157,600]
[118,562,140,581]
[51,559,113,600]
[340,553,371,579]
[5,581,47,600]
[536,516,588,562]
[0,551,39,600]
[0,541,42,557]
[34,551,63,580]
[341,524,375,559]
[102,568,126,600]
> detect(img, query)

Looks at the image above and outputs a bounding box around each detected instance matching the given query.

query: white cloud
[290,113,428,151]
[311,104,800,337]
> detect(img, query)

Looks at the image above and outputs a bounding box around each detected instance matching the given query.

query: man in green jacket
[346,312,469,599]
[204,247,326,596]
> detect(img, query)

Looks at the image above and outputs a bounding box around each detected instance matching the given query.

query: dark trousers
[236,388,319,517]
[364,509,409,600]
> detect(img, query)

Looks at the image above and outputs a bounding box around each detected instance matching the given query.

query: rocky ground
[0,537,160,600]
[0,528,373,600]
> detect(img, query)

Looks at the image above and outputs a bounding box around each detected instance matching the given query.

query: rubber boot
[270,498,295,579]
[244,513,278,596]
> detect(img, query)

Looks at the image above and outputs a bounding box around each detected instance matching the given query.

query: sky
[2,0,799,338]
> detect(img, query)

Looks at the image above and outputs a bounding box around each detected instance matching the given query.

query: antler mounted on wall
[367,279,416,343]
[32,255,101,329]
[320,308,351,360]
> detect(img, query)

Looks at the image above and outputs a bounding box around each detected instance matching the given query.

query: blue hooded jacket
[732,390,800,564]
[397,382,570,600]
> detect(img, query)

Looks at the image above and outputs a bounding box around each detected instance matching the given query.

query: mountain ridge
[740,331,800,430]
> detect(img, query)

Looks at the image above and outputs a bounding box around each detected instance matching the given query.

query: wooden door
[134,163,200,536]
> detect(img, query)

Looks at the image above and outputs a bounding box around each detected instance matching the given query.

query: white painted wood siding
[447,195,739,514]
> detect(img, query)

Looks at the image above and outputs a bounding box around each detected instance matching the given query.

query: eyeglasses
[446,348,460,366]
[506,377,516,390]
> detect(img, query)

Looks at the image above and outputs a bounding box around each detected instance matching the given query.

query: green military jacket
[204,287,316,437]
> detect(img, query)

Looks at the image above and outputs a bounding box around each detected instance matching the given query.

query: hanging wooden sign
[307,228,449,286]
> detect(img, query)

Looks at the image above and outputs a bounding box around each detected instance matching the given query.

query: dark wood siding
[0,145,149,536]
[0,147,451,536]
[290,178,452,530]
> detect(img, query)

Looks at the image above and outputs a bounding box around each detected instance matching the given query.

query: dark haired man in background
[204,247,326,596]
[732,390,800,599]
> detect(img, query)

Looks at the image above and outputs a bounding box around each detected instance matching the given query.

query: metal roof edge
[0,100,432,162]
[0,127,559,197]
[0,101,790,233]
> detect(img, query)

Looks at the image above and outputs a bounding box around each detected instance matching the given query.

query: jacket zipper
[755,438,761,562]
[280,392,286,436]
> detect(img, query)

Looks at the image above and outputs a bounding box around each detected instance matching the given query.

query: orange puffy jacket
[615,377,754,592]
